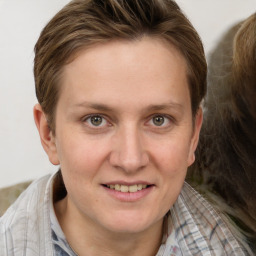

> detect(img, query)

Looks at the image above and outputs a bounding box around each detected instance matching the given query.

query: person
[0,0,252,255]
[187,13,256,253]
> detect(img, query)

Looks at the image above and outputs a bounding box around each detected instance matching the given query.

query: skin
[34,37,202,256]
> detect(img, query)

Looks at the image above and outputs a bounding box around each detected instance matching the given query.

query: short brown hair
[34,0,206,133]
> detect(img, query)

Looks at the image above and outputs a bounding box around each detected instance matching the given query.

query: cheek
[157,139,191,204]
[56,134,109,177]
[154,138,191,175]
[57,139,103,201]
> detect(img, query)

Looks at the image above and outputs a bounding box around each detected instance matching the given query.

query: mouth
[102,182,154,201]
[103,184,152,193]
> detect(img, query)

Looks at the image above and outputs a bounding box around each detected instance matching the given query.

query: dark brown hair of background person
[188,13,256,252]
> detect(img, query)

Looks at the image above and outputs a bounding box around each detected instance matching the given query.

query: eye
[148,115,172,127]
[84,115,108,127]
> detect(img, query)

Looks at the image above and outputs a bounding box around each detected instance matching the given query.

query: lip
[104,180,151,186]
[101,182,154,202]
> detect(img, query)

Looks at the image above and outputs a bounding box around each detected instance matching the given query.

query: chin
[101,212,159,234]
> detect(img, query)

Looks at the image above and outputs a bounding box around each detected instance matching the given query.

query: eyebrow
[72,101,184,113]
[146,102,184,112]
[72,102,113,111]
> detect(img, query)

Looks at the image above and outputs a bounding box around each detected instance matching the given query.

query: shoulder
[0,174,54,255]
[0,180,32,216]
[0,174,51,221]
[171,182,252,255]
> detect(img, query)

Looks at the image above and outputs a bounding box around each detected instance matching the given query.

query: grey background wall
[0,0,255,187]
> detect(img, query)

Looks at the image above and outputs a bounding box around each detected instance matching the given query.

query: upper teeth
[107,184,147,193]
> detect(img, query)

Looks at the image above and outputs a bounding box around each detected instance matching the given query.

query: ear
[187,107,203,166]
[33,104,60,165]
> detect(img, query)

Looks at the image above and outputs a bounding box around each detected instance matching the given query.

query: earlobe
[187,107,203,166]
[33,104,60,165]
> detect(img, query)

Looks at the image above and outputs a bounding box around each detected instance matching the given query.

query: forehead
[63,36,188,81]
[58,37,190,113]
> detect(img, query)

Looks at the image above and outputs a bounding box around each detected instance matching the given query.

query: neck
[54,196,164,256]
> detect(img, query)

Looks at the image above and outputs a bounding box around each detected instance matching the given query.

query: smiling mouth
[103,184,152,193]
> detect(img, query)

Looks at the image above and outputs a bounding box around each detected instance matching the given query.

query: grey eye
[152,116,165,126]
[90,116,103,126]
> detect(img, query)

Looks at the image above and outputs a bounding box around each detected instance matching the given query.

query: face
[37,37,202,235]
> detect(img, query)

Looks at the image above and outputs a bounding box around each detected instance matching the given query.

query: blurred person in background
[188,12,256,253]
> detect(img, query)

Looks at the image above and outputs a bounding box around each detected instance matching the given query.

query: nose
[109,125,149,173]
